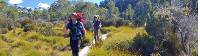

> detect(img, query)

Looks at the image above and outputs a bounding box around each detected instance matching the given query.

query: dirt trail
[79,34,108,56]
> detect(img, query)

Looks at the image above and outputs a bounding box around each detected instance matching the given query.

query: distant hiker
[64,13,86,56]
[93,15,102,43]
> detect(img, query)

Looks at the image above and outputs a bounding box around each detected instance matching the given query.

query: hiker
[93,15,102,43]
[64,13,86,56]
[73,12,85,48]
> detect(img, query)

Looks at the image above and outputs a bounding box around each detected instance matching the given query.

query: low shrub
[35,22,54,36]
[0,19,21,30]
[18,18,34,32]
[129,34,156,56]
[101,18,132,27]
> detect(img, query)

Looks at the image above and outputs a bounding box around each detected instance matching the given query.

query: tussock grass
[89,26,147,56]
[0,27,72,56]
[0,22,150,56]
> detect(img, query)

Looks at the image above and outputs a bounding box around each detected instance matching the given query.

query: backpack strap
[76,22,85,35]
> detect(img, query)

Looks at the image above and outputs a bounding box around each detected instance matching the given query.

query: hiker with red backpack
[73,12,86,48]
[64,13,86,56]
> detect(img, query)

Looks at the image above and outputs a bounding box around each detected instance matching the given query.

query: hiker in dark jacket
[93,15,102,43]
[64,13,86,56]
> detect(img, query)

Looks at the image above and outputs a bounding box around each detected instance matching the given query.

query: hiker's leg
[97,29,99,41]
[80,36,84,48]
[94,29,98,42]
[77,39,81,53]
[74,39,81,56]
[70,39,77,56]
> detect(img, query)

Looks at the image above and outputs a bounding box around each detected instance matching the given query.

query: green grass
[89,26,147,56]
[1,24,149,56]
[0,21,94,56]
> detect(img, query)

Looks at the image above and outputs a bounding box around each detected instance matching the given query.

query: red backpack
[74,12,84,23]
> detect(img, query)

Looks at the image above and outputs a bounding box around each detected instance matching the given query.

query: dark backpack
[93,20,101,28]
[67,21,84,37]
[77,21,85,35]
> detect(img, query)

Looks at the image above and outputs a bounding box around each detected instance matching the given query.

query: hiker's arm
[82,28,86,35]
[63,27,67,35]
[99,21,102,28]
[81,22,87,35]
[92,21,95,29]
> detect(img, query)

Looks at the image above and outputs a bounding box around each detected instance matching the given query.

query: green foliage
[106,0,120,18]
[0,1,5,10]
[32,9,43,20]
[51,0,74,19]
[81,2,97,20]
[96,8,108,18]
[125,4,134,20]
[4,6,19,19]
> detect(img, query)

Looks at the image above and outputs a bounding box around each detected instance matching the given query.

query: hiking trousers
[70,39,81,56]
[94,28,100,42]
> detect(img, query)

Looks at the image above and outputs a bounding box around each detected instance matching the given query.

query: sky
[5,0,104,9]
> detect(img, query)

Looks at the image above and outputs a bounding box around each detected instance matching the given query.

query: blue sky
[5,0,104,9]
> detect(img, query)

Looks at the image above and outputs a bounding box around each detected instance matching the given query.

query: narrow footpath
[79,34,108,56]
